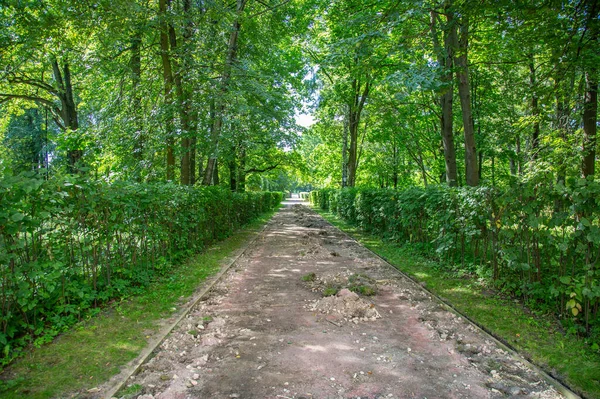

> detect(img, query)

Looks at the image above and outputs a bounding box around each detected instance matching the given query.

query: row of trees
[300,0,598,189]
[0,0,310,190]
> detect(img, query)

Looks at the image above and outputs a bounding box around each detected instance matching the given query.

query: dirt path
[123,200,564,399]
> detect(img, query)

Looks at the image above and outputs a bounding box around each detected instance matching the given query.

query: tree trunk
[203,0,247,185]
[581,0,599,178]
[213,160,220,185]
[131,31,143,165]
[431,9,458,186]
[347,79,370,187]
[159,0,175,181]
[51,58,80,173]
[583,71,598,178]
[342,107,349,187]
[171,0,196,185]
[529,54,540,161]
[392,135,398,189]
[238,147,246,192]
[229,154,237,191]
[453,14,479,186]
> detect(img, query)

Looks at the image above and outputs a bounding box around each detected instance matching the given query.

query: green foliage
[317,208,600,398]
[0,173,282,365]
[347,273,377,296]
[310,181,600,335]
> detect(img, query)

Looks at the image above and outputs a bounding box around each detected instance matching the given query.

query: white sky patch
[295,113,315,128]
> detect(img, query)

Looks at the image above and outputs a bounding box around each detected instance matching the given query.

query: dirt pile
[310,288,382,322]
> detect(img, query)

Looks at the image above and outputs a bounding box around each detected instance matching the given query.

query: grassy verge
[313,206,600,399]
[0,208,279,399]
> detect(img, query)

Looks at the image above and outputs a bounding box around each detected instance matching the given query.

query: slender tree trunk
[171,0,196,185]
[203,0,247,185]
[197,154,205,182]
[555,64,575,185]
[347,79,370,187]
[581,0,598,178]
[238,147,246,192]
[159,0,175,181]
[431,9,458,186]
[342,108,349,187]
[131,31,143,166]
[229,154,237,191]
[392,135,398,189]
[51,58,80,172]
[190,136,196,184]
[529,54,540,161]
[453,14,479,186]
[583,71,598,178]
[213,160,220,185]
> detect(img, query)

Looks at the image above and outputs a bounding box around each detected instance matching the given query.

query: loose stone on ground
[109,200,564,399]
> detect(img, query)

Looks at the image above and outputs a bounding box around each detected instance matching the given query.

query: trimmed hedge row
[310,182,600,336]
[0,174,282,363]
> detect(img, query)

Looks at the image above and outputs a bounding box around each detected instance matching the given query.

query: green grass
[313,206,600,399]
[301,272,317,282]
[0,208,279,399]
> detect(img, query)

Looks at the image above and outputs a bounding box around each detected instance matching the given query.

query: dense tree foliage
[301,0,600,348]
[301,0,598,189]
[1,0,599,375]
[0,0,310,187]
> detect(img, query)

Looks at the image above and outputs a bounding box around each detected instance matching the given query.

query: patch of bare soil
[112,200,564,399]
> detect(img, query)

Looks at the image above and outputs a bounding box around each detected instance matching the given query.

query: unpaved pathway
[124,201,563,399]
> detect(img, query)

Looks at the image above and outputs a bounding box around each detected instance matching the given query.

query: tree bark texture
[529,55,540,160]
[50,58,80,172]
[582,0,599,178]
[203,0,248,185]
[159,0,175,181]
[431,9,458,186]
[131,31,143,164]
[347,79,370,187]
[453,14,479,186]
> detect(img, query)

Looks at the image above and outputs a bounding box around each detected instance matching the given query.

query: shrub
[311,181,600,336]
[0,173,282,364]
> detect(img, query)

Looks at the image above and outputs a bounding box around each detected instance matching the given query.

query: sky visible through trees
[0,1,600,396]
[0,0,597,190]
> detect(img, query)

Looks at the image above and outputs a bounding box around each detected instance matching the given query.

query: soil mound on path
[311,288,381,321]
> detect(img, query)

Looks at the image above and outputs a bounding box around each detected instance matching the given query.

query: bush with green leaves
[0,173,282,364]
[310,181,600,337]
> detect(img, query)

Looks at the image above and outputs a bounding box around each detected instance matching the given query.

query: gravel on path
[116,200,564,399]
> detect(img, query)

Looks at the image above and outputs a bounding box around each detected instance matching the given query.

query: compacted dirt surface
[118,200,564,399]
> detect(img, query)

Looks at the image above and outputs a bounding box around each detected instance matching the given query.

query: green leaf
[10,213,24,222]
[559,276,571,285]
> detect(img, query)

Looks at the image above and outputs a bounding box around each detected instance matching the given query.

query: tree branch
[8,76,58,96]
[245,163,280,174]
[0,93,63,128]
[249,0,290,18]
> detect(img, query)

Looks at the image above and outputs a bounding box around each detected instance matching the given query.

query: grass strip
[0,208,278,399]
[314,207,600,399]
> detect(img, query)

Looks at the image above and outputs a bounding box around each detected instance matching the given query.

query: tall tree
[430,6,458,186]
[581,0,599,178]
[159,0,176,181]
[203,0,248,185]
[452,10,478,186]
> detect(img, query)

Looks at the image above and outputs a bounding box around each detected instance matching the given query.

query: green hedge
[310,182,600,336]
[0,174,282,363]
